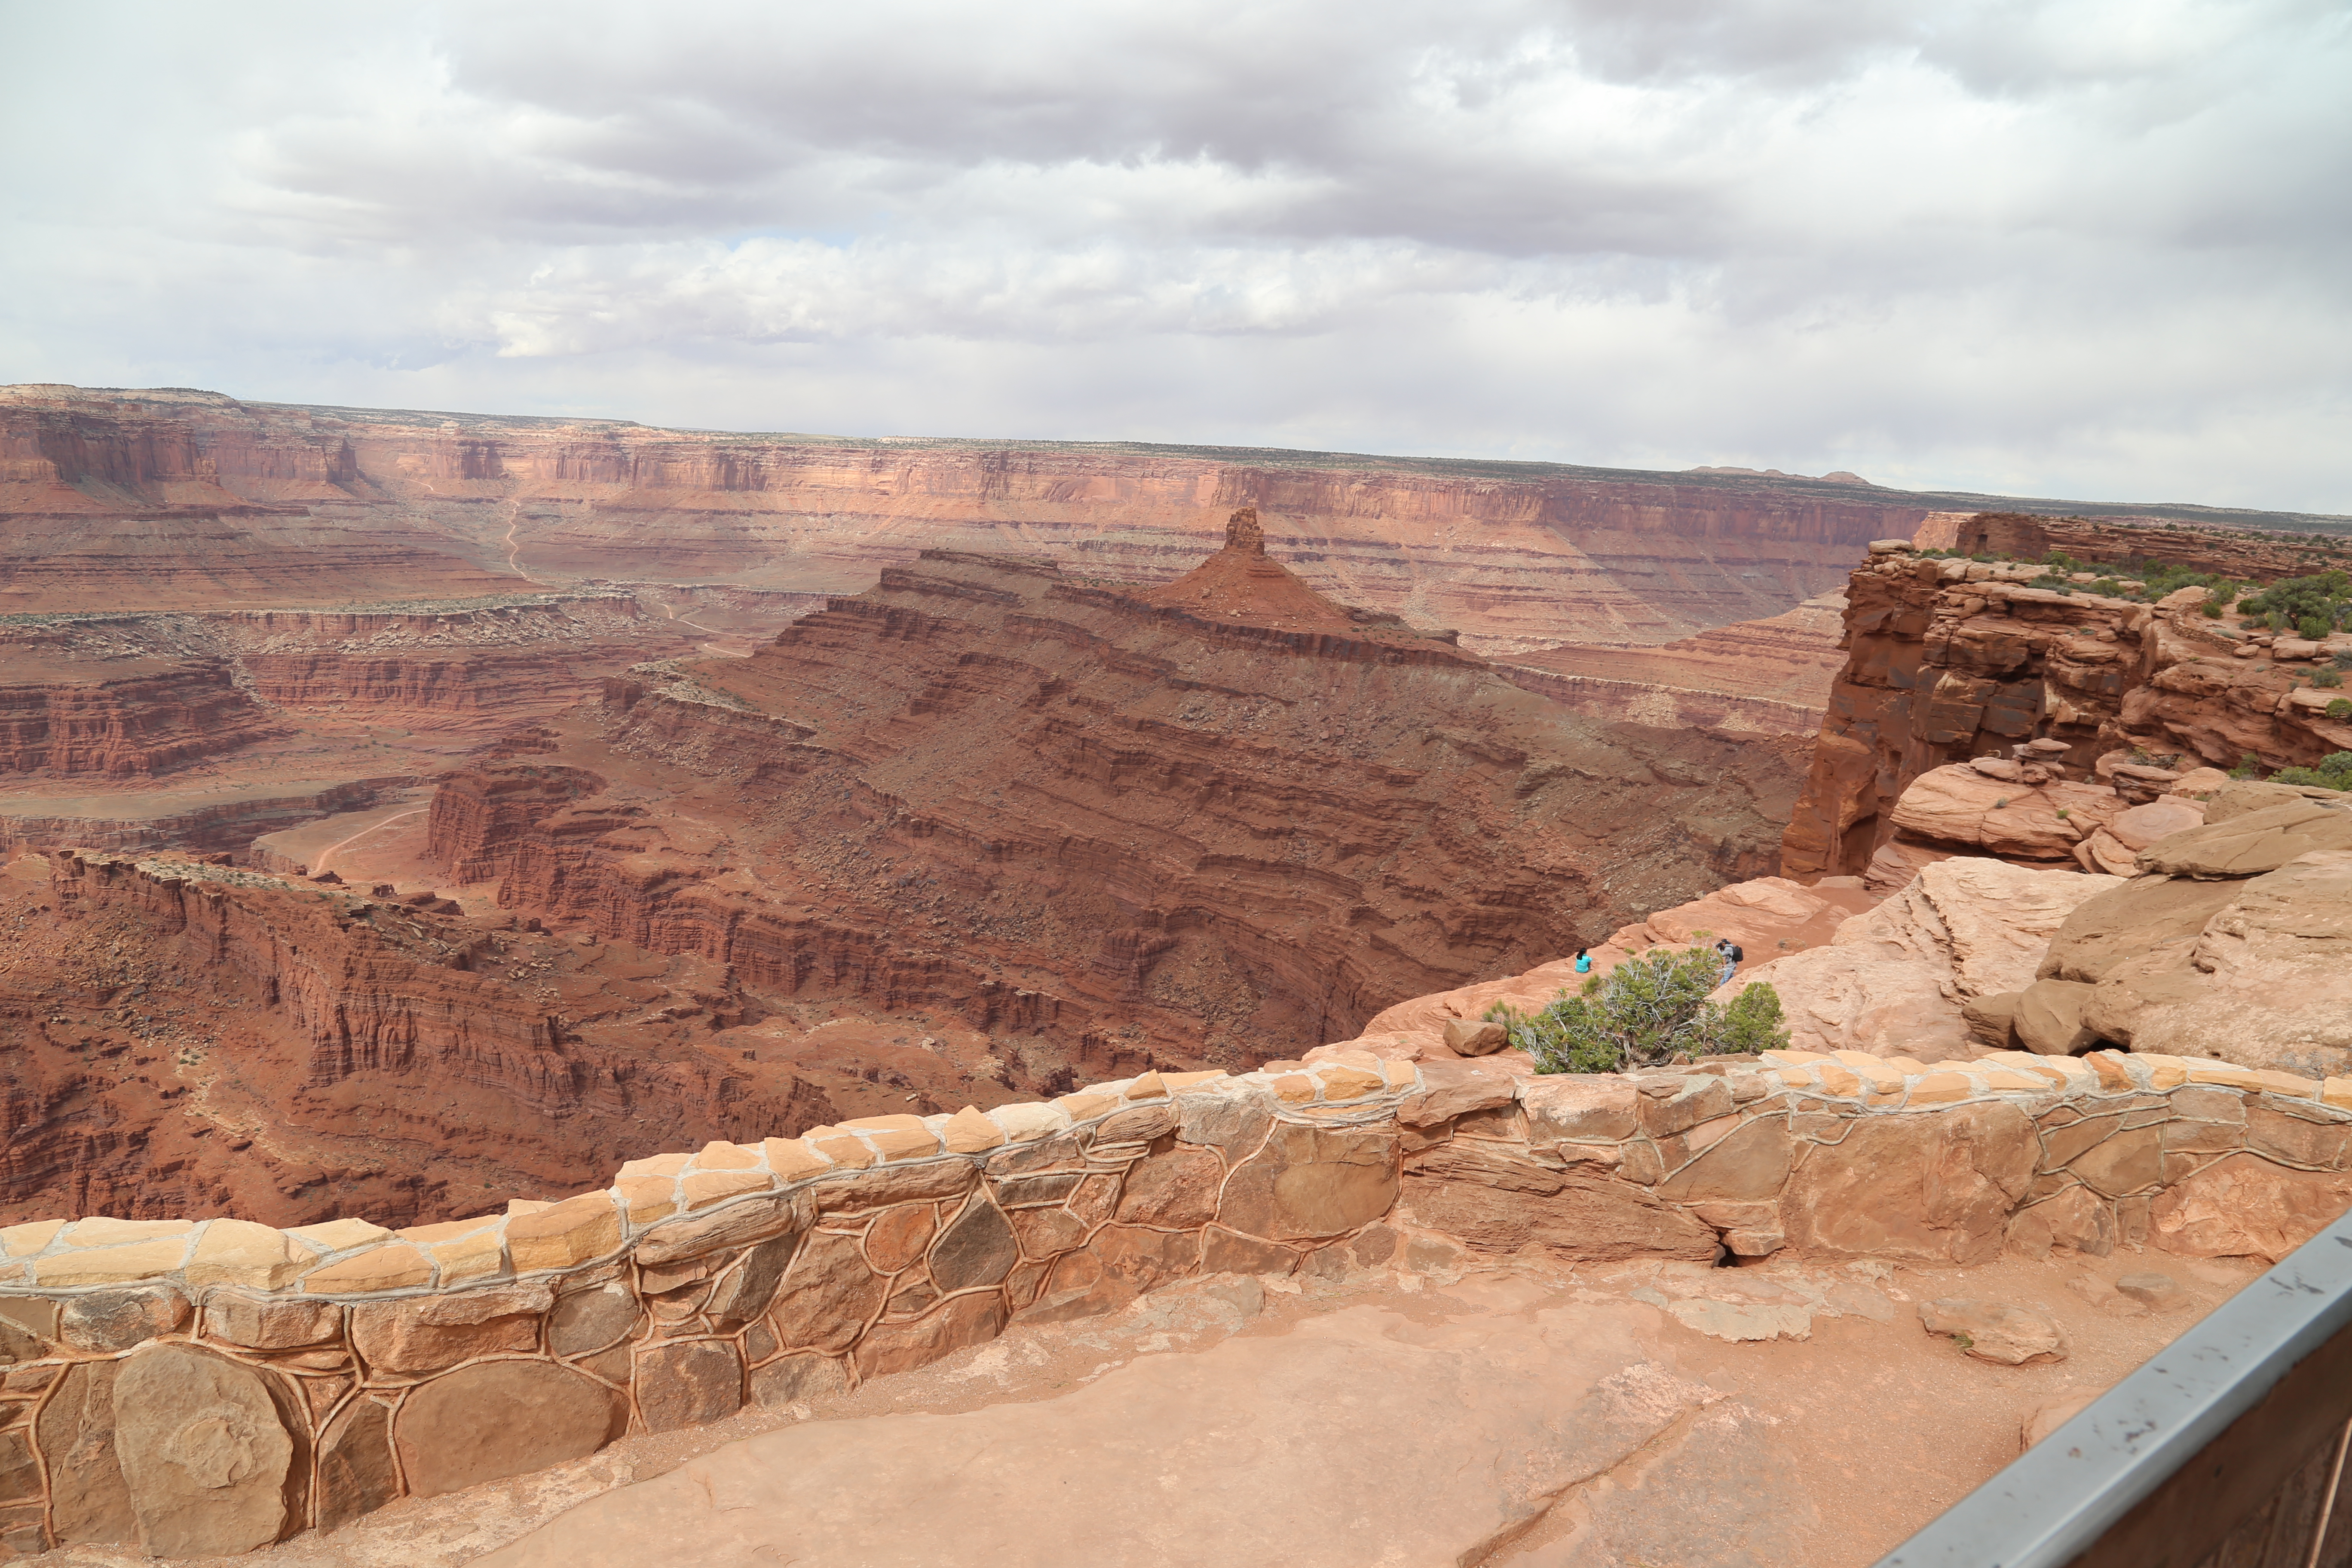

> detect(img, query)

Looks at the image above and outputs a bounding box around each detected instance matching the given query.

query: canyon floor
[17,1247,2245,1568]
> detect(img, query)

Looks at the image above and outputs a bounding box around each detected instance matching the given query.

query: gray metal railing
[1878,1208,2352,1568]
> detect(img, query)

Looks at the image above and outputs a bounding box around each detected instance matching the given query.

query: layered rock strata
[1498,591,1848,736]
[0,384,1936,638]
[0,852,835,1229]
[0,1039,2345,1553]
[0,659,285,778]
[429,520,1807,1071]
[1952,512,2352,583]
[1784,541,2352,880]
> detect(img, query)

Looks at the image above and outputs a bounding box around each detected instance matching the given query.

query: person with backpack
[1714,937,1742,988]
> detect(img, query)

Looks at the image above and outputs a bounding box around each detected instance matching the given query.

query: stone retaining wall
[6,1046,2352,1557]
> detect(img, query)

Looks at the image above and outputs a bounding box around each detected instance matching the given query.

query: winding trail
[501,501,529,578]
[662,600,749,657]
[313,807,426,874]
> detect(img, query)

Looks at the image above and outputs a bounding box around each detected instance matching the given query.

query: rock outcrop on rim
[1783,535,2352,882]
[428,513,1808,1077]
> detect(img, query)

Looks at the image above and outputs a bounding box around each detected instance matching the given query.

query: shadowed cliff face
[1,384,1914,639]
[432,515,1807,1081]
[0,852,840,1228]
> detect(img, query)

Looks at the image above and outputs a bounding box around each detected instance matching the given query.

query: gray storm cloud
[0,0,2344,511]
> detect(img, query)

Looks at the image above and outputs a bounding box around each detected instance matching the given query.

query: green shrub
[2268,753,2352,790]
[2330,699,2352,721]
[1485,947,1790,1073]
[1717,983,1791,1056]
[2301,616,2334,641]
[2334,651,2352,671]
[2317,669,2345,689]
[2230,752,2263,779]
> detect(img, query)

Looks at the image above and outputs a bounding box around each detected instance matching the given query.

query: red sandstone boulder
[2082,851,2352,1076]
[1733,858,2120,1059]
[1919,1298,2067,1365]
[1888,763,2121,861]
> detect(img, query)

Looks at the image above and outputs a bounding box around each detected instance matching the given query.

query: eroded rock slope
[431,514,1807,1083]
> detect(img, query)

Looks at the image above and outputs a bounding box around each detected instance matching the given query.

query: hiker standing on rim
[1714,937,1741,989]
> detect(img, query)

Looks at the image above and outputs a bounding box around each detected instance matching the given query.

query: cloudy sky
[2,0,2345,513]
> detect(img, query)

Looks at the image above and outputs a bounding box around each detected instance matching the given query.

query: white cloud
[0,0,2343,514]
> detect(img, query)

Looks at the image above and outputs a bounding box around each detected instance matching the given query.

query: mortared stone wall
[5,1042,2352,1555]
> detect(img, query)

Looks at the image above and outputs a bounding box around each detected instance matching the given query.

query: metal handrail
[1878,1208,2352,1568]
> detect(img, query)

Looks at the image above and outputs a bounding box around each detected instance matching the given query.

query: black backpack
[1728,943,1744,962]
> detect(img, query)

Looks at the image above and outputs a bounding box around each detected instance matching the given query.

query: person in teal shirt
[1573,949,1592,975]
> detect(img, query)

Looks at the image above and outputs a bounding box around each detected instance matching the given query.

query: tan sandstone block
[288,1218,395,1253]
[1271,1074,1319,1104]
[1054,1093,1119,1123]
[1907,1073,1974,1105]
[808,1133,877,1170]
[35,1237,190,1286]
[941,1106,1007,1155]
[694,1140,762,1171]
[1317,1064,1385,1101]
[1980,1069,2048,1093]
[2325,1078,2352,1112]
[618,1152,691,1178]
[1771,1068,1814,1088]
[1123,1071,1168,1100]
[507,1199,553,1217]
[429,1230,505,1283]
[682,1171,772,1211]
[1761,1051,1827,1066]
[2135,1056,2191,1090]
[614,1176,678,1225]
[0,1219,66,1257]
[1883,1057,1936,1075]
[1840,1058,1905,1094]
[2252,1070,2322,1099]
[507,1193,623,1273]
[2085,1052,2136,1091]
[988,1102,1068,1142]
[854,1120,943,1161]
[762,1137,833,1180]
[69,1218,196,1246]
[1165,1071,1230,1091]
[1379,1061,1419,1091]
[1814,1065,1863,1098]
[301,1243,435,1294]
[187,1220,306,1290]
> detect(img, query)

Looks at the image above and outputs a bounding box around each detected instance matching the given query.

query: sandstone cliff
[0,654,285,778]
[3,383,1931,638]
[430,515,1807,1082]
[0,852,838,1228]
[1783,542,2352,879]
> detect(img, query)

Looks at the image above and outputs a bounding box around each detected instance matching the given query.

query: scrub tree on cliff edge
[1485,944,1789,1073]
